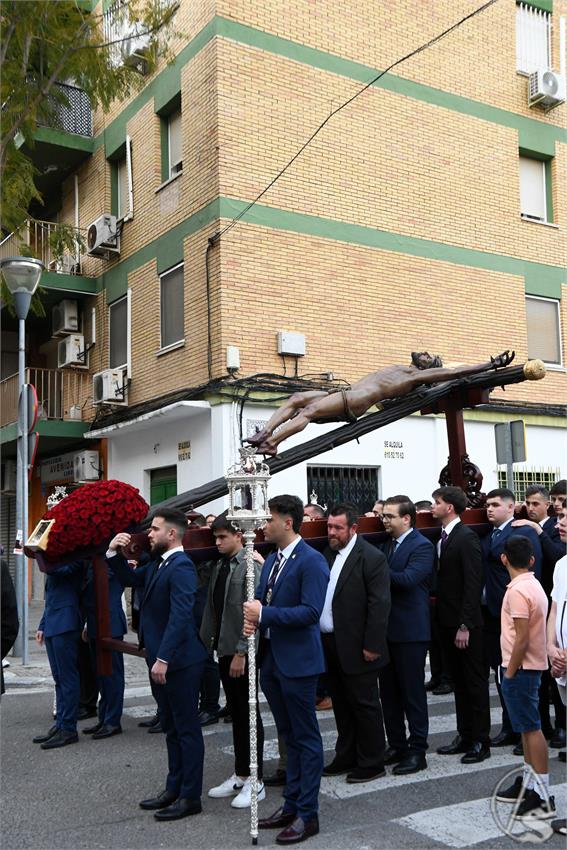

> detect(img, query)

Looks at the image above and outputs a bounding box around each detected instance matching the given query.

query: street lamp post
[1,257,44,664]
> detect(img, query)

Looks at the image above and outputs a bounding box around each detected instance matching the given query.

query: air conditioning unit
[1,459,17,492]
[73,450,100,482]
[57,334,86,368]
[528,69,566,109]
[92,368,127,405]
[122,30,151,73]
[52,299,79,336]
[87,214,119,257]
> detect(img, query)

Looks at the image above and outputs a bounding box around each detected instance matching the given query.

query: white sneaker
[208,774,245,798]
[231,779,266,809]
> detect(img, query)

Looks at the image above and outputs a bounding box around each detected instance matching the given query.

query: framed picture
[26,519,55,552]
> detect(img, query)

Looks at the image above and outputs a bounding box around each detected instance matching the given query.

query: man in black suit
[431,487,491,764]
[513,484,566,749]
[320,503,390,783]
[379,495,435,775]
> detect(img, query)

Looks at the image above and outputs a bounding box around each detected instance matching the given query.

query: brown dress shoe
[276,816,319,845]
[258,807,296,830]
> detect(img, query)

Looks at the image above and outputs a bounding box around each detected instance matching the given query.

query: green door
[150,466,177,505]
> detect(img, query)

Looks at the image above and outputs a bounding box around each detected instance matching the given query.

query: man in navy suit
[107,508,207,821]
[82,562,128,739]
[513,484,566,749]
[482,488,542,747]
[33,561,85,749]
[243,494,329,845]
[379,495,435,775]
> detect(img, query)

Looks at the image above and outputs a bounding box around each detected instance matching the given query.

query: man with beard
[107,509,207,821]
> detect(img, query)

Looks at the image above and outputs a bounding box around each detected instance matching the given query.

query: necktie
[491,528,502,546]
[391,540,399,558]
[157,556,165,570]
[440,529,448,549]
[265,552,284,605]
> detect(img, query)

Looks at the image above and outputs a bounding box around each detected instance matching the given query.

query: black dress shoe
[263,769,287,787]
[76,707,98,721]
[92,724,122,740]
[139,790,178,810]
[33,724,58,744]
[259,806,296,830]
[148,721,164,734]
[383,747,407,765]
[154,797,202,821]
[490,730,519,747]
[393,752,427,775]
[432,682,453,696]
[217,705,231,719]
[322,760,355,776]
[40,729,79,749]
[198,710,219,727]
[83,722,103,735]
[276,816,319,845]
[346,766,385,783]
[425,678,440,692]
[550,728,566,748]
[138,714,160,728]
[461,742,491,764]
[437,735,471,755]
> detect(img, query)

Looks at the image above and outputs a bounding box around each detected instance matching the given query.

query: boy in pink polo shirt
[496,535,554,821]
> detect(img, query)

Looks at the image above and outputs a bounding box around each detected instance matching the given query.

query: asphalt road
[1,635,565,850]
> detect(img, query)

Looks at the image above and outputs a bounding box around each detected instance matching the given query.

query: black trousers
[429,601,452,685]
[199,651,220,715]
[218,655,264,779]
[441,626,491,745]
[78,634,98,712]
[482,608,514,736]
[322,633,386,769]
[378,641,429,752]
[539,668,566,734]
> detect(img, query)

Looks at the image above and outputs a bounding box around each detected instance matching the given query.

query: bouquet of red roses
[43,479,149,560]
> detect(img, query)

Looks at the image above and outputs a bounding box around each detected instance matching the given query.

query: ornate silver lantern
[226,446,271,845]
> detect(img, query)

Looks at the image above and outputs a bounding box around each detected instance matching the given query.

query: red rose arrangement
[43,479,149,560]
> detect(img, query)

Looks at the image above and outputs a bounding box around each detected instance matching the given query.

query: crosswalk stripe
[395,784,566,848]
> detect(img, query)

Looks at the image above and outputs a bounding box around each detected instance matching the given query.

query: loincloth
[310,388,358,425]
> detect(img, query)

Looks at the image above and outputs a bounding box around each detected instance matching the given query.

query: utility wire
[211,0,499,243]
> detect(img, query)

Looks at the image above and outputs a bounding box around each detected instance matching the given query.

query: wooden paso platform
[90,509,492,676]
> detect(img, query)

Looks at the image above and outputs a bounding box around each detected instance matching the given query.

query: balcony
[0,220,97,291]
[36,81,93,138]
[0,368,93,428]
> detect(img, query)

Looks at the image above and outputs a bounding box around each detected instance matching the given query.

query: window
[516,2,551,74]
[497,467,561,501]
[526,295,562,365]
[519,156,548,222]
[167,110,182,178]
[307,465,379,514]
[117,157,128,220]
[160,263,184,349]
[109,295,128,368]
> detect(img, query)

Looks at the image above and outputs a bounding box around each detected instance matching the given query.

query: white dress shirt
[320,533,358,633]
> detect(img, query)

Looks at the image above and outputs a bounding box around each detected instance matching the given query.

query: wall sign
[178,440,191,461]
[384,439,405,460]
[41,451,75,483]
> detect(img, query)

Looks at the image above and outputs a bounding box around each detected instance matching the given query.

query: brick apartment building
[1,0,566,594]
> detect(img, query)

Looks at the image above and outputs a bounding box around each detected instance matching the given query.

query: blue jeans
[501,667,542,733]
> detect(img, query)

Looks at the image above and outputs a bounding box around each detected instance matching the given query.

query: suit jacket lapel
[333,539,361,598]
[441,522,462,557]
[270,542,302,603]
[144,552,177,602]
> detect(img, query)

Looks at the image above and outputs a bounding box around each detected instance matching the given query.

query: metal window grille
[516,3,551,73]
[37,81,92,137]
[497,466,561,501]
[306,465,379,514]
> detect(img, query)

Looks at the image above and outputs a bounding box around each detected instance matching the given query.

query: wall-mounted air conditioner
[73,450,100,482]
[528,69,566,109]
[57,334,86,368]
[121,29,151,73]
[52,299,79,336]
[92,368,127,405]
[87,214,119,257]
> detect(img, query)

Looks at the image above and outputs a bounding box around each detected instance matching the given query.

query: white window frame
[159,262,185,352]
[516,2,552,75]
[167,110,182,178]
[108,290,131,372]
[525,294,563,367]
[116,137,133,221]
[519,156,547,222]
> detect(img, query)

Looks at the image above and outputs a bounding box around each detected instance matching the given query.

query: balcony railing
[0,219,87,276]
[0,368,92,428]
[36,81,92,137]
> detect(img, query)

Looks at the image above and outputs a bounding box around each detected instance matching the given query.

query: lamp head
[0,256,44,320]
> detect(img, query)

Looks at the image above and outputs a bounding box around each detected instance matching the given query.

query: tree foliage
[1,0,178,233]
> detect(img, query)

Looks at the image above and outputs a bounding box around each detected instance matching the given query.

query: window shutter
[168,110,182,176]
[526,297,561,364]
[519,157,546,220]
[160,265,185,347]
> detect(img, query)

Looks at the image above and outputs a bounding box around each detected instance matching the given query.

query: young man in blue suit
[243,494,329,846]
[107,508,208,821]
[379,495,435,775]
[33,561,85,749]
[482,488,542,748]
[82,562,128,739]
